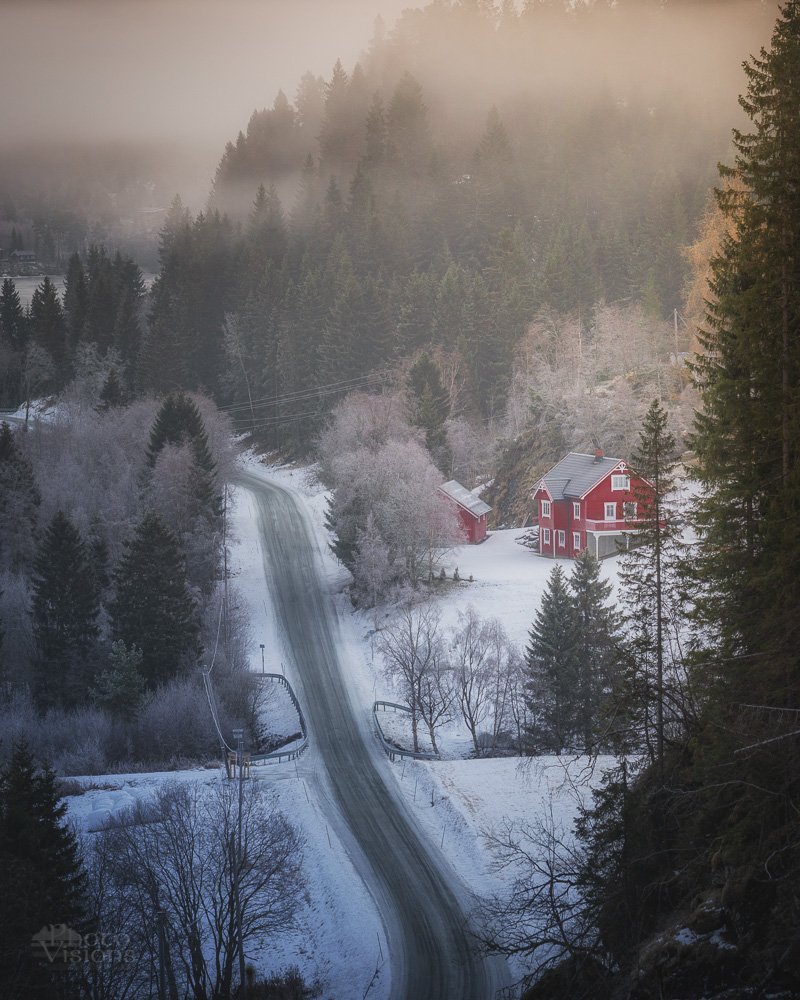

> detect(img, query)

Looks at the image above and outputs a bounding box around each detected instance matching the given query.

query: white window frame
[557,530,565,548]
[573,531,581,551]
[572,502,581,519]
[623,501,638,520]
[542,527,551,545]
[604,502,617,521]
[540,499,551,518]
[611,474,630,491]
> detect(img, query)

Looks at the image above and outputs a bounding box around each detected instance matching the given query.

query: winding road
[238,470,507,1000]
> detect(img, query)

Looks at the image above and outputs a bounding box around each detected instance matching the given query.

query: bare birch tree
[377,601,442,753]
[95,780,305,1000]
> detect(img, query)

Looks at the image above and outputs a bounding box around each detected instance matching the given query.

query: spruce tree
[0,742,85,1000]
[30,511,99,707]
[617,399,680,781]
[29,277,67,378]
[691,0,800,678]
[109,511,199,687]
[524,564,581,753]
[90,639,145,717]
[569,550,621,751]
[0,421,40,573]
[62,252,88,350]
[147,392,219,525]
[407,351,449,459]
[0,278,27,350]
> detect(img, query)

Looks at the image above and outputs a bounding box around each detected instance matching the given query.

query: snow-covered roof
[537,452,625,500]
[438,480,492,518]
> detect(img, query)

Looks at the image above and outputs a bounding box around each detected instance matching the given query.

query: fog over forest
[0,0,423,208]
[0,0,776,216]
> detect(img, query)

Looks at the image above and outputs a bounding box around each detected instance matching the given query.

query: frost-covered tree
[378,601,442,753]
[352,511,393,612]
[451,607,493,754]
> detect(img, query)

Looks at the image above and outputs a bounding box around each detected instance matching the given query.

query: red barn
[532,450,655,559]
[437,480,491,544]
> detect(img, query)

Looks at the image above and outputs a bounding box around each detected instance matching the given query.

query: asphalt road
[239,470,507,1000]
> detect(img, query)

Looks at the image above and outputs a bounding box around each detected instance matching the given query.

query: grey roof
[538,452,623,501]
[438,480,492,517]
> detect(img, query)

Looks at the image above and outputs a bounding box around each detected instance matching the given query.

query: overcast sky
[0,0,419,150]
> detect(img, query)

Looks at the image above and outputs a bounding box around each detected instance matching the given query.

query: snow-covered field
[63,457,614,998]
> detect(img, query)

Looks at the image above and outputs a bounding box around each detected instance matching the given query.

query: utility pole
[232,728,247,998]
[259,643,265,674]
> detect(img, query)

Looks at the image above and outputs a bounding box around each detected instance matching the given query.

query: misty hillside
[170,0,767,463]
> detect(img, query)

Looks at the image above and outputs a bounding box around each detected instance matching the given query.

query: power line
[219,371,391,414]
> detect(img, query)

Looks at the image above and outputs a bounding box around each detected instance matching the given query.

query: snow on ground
[60,457,618,996]
[376,752,610,987]
[436,527,622,651]
[64,765,387,999]
[238,457,619,990]
[258,677,303,749]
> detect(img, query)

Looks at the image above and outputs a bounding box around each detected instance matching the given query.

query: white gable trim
[578,461,627,500]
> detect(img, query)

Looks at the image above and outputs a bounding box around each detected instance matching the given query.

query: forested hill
[142,0,772,448]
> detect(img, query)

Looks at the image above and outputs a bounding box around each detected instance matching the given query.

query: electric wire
[219,371,391,414]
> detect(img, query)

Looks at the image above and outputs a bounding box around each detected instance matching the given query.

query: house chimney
[593,446,604,463]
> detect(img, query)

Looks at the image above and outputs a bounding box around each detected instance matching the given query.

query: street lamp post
[232,728,246,997]
[259,643,265,674]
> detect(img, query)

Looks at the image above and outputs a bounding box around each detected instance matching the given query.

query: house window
[540,499,551,518]
[557,530,565,548]
[573,502,581,519]
[573,531,581,551]
[604,502,617,521]
[542,528,551,545]
[623,501,638,520]
[611,474,630,491]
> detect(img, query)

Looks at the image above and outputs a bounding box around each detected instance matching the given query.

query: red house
[437,480,491,544]
[532,450,654,559]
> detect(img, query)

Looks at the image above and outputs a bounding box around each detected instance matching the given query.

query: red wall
[455,505,487,544]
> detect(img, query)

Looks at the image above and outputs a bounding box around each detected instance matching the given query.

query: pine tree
[29,277,67,378]
[524,564,581,753]
[617,400,680,781]
[147,393,219,520]
[569,550,622,750]
[62,251,88,350]
[691,0,800,676]
[96,367,126,411]
[84,245,116,349]
[90,639,145,716]
[0,278,27,351]
[0,742,85,1000]
[31,511,99,707]
[109,512,199,687]
[407,351,449,460]
[111,251,145,368]
[0,421,40,573]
